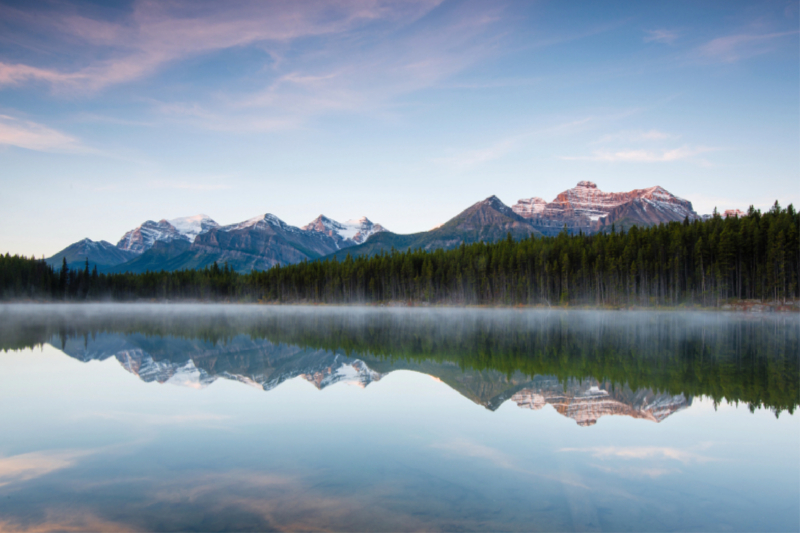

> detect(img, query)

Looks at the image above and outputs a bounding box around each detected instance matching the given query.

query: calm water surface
[0,304,798,532]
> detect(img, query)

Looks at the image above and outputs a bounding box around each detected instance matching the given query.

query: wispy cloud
[0,114,89,153]
[593,129,677,144]
[87,411,232,424]
[148,180,233,192]
[559,445,717,464]
[434,136,522,171]
[434,110,644,171]
[0,0,445,92]
[0,1,510,131]
[223,4,506,126]
[0,449,92,487]
[591,464,678,478]
[644,29,679,44]
[563,145,718,163]
[433,438,592,489]
[698,30,799,62]
[91,176,235,192]
[432,438,517,470]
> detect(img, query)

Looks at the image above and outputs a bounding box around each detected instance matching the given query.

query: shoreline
[2,298,798,313]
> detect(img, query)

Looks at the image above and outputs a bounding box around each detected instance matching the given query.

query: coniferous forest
[2,203,798,307]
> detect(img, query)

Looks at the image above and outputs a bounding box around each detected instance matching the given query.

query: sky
[0,0,798,257]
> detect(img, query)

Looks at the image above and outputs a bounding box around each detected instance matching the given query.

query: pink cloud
[0,0,445,92]
[0,0,508,133]
[0,114,88,152]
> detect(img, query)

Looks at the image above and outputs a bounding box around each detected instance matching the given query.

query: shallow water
[0,304,798,532]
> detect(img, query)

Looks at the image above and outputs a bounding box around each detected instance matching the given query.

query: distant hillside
[46,239,137,272]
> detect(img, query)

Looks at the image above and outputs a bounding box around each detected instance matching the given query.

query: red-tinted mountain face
[724,209,746,218]
[511,378,690,426]
[512,181,698,235]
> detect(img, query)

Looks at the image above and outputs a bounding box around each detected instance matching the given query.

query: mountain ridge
[47,182,710,273]
[325,195,543,261]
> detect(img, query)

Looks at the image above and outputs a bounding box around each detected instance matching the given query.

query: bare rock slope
[513,181,698,235]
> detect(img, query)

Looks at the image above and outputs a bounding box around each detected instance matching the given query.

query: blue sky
[1,0,797,256]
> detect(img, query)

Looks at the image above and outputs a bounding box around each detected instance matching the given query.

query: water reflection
[1,304,796,419]
[0,305,798,532]
[53,333,692,426]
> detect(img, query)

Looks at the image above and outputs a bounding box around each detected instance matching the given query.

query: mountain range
[47,181,704,273]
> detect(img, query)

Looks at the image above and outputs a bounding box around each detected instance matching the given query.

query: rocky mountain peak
[724,209,746,218]
[116,215,220,255]
[480,195,505,207]
[474,195,524,222]
[512,182,698,236]
[117,219,185,254]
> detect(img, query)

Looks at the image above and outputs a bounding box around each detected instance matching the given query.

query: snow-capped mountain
[222,213,299,233]
[184,213,344,271]
[116,215,219,254]
[302,215,387,247]
[512,181,699,235]
[116,220,184,254]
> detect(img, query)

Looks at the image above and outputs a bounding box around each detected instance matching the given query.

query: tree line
[1,202,798,306]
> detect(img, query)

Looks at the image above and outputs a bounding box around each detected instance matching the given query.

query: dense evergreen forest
[2,203,798,306]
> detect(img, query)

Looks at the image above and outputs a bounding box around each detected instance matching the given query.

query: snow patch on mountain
[301,357,382,389]
[168,214,219,242]
[513,197,547,217]
[303,215,387,246]
[224,213,300,233]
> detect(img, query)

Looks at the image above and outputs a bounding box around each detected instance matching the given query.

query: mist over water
[0,304,798,532]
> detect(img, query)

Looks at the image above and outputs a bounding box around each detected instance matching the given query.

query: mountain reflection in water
[2,304,795,420]
[53,332,691,426]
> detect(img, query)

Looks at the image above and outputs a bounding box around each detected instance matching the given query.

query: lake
[0,304,798,532]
